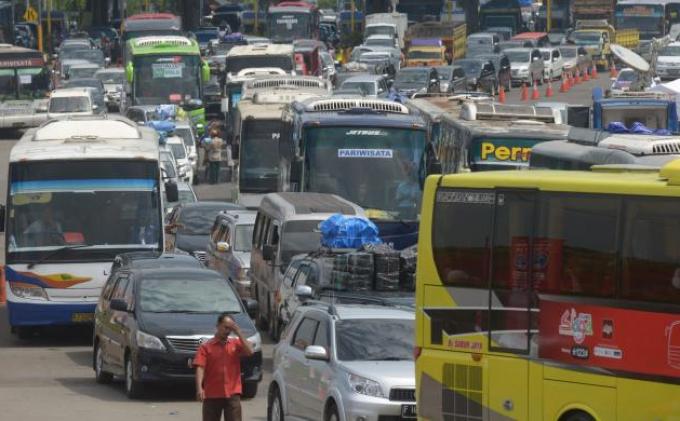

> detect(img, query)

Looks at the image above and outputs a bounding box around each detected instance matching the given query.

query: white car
[656,42,680,81]
[174,123,199,179]
[540,47,564,81]
[165,135,194,185]
[47,88,98,119]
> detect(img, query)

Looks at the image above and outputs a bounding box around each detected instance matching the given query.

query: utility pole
[546,0,552,32]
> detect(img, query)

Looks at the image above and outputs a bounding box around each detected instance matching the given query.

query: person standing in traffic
[194,313,254,421]
[207,129,224,184]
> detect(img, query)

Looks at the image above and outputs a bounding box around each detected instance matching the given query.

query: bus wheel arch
[558,407,598,421]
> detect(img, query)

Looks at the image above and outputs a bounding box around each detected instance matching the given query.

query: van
[466,32,500,57]
[249,192,365,339]
[47,88,98,119]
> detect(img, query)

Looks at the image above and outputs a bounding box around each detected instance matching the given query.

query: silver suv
[268,303,416,421]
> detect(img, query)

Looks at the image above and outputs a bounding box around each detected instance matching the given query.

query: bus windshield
[133,54,200,105]
[268,12,311,42]
[7,160,161,260]
[239,119,280,193]
[304,126,426,220]
[0,67,50,100]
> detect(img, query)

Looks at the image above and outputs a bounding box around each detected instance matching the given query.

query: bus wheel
[561,411,595,421]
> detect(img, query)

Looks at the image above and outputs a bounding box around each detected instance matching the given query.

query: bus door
[487,189,537,419]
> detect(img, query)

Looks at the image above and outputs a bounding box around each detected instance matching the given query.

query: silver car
[268,303,416,421]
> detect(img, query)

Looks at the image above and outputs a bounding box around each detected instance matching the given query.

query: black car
[435,65,468,93]
[165,201,244,262]
[93,253,262,399]
[393,67,440,97]
[456,58,499,94]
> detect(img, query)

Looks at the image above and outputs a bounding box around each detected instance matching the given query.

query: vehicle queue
[0,2,679,421]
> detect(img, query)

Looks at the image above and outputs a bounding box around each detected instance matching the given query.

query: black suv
[92,252,262,399]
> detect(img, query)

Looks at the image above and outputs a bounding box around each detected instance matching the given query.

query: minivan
[48,88,98,119]
[249,192,365,340]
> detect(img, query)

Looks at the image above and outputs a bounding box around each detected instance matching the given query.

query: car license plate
[71,312,94,323]
[401,404,417,418]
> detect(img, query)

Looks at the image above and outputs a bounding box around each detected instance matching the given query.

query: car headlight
[247,332,262,353]
[347,373,385,398]
[9,282,48,300]
[136,330,166,351]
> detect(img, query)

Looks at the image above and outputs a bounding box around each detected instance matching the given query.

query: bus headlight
[136,331,166,351]
[9,282,48,300]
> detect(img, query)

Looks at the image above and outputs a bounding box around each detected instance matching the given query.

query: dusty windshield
[336,319,414,361]
[7,160,160,259]
[305,126,425,220]
[280,220,322,267]
[49,96,90,113]
[139,277,242,313]
[0,67,50,100]
[133,54,201,105]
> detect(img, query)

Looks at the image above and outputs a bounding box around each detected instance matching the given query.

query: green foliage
[317,0,337,9]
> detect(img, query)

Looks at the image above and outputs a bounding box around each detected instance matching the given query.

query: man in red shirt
[194,313,254,421]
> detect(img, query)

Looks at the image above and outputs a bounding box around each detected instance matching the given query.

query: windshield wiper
[27,244,94,269]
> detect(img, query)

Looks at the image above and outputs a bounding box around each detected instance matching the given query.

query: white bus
[0,116,176,338]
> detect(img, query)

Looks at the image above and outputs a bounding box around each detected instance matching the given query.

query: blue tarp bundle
[606,121,672,136]
[146,120,176,144]
[320,214,382,248]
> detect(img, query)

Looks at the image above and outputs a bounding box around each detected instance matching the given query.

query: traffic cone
[574,69,581,84]
[591,64,598,79]
[610,63,618,78]
[583,67,590,81]
[545,80,554,97]
[520,82,528,101]
[560,74,569,93]
[531,81,540,100]
[498,85,506,103]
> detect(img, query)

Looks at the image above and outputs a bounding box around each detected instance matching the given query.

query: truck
[572,0,616,22]
[404,21,467,60]
[479,0,524,35]
[405,38,447,66]
[365,12,408,49]
[569,20,639,69]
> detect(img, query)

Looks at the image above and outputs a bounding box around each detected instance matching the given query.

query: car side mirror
[216,241,231,252]
[110,298,129,312]
[244,298,258,319]
[304,345,329,361]
[294,284,313,300]
[262,244,276,261]
[0,204,4,233]
[165,181,179,203]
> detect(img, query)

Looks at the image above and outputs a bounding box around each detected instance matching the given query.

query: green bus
[124,36,210,133]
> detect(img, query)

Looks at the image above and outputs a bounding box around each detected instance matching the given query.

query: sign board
[23,6,38,22]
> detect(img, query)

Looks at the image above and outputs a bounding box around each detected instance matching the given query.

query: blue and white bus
[0,116,175,338]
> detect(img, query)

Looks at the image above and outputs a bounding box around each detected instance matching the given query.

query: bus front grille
[441,363,483,421]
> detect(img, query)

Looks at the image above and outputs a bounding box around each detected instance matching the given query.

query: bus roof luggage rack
[134,36,192,48]
[32,116,142,141]
[608,91,673,100]
[306,98,409,114]
[460,102,557,123]
[246,76,330,91]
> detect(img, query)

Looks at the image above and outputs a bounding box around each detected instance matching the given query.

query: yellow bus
[415,163,680,421]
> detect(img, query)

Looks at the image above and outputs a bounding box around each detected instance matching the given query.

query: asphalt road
[0,73,611,421]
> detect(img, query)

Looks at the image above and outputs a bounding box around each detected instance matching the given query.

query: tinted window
[335,318,413,361]
[620,197,680,303]
[432,189,494,287]
[293,317,318,350]
[178,206,231,235]
[314,320,329,349]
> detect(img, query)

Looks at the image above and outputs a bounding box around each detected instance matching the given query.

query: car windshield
[225,54,293,73]
[168,142,187,160]
[505,50,530,63]
[571,31,601,44]
[395,70,428,83]
[49,96,90,113]
[234,224,254,252]
[179,206,231,235]
[69,67,99,79]
[139,276,242,313]
[618,71,637,82]
[407,50,441,59]
[63,79,100,90]
[559,48,576,58]
[280,220,322,268]
[661,46,680,56]
[78,50,105,66]
[95,71,124,84]
[341,81,377,95]
[335,318,414,361]
[457,60,482,76]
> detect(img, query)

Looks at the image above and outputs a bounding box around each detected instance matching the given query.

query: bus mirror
[427,159,442,175]
[165,181,179,203]
[125,62,134,83]
[0,204,4,233]
[202,61,211,82]
[290,157,303,185]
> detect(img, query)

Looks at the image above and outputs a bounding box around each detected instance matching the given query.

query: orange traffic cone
[583,67,590,81]
[545,80,554,97]
[575,69,581,84]
[498,85,506,103]
[591,64,598,79]
[531,81,540,100]
[520,82,528,101]
[610,63,618,78]
[560,74,569,93]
